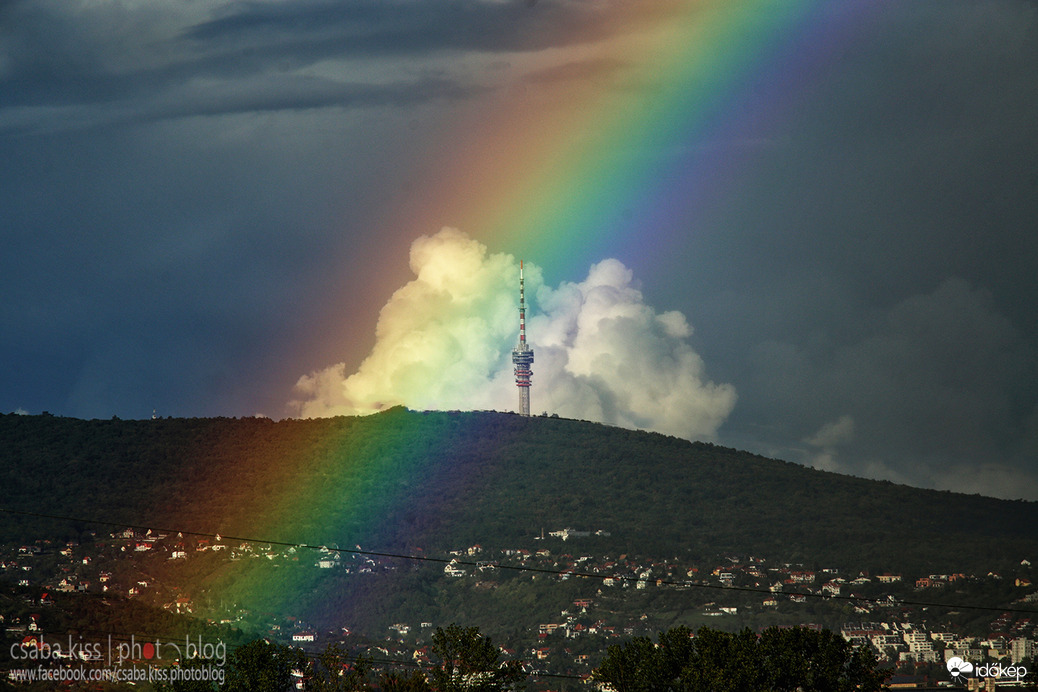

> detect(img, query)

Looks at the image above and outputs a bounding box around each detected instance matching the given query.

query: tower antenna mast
[511,260,534,416]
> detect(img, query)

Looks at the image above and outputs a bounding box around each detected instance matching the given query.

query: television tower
[511,260,534,416]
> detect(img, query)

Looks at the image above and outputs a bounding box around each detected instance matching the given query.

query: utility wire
[2,507,1036,616]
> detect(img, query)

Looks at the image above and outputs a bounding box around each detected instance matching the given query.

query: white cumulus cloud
[804,414,855,473]
[291,228,736,440]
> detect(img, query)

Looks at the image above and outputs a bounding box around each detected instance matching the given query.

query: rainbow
[163,411,536,627]
[372,0,871,280]
[183,0,874,632]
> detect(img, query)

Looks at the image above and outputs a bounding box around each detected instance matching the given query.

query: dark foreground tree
[306,642,373,691]
[593,625,888,692]
[222,639,306,691]
[379,669,433,691]
[154,654,222,692]
[429,624,525,691]
[755,626,884,691]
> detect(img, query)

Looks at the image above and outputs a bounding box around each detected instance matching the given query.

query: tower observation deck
[511,260,534,416]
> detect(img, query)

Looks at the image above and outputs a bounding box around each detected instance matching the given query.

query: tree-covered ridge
[178,624,889,691]
[1,409,1036,574]
[593,625,888,692]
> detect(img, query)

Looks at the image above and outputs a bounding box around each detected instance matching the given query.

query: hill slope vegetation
[2,409,1035,576]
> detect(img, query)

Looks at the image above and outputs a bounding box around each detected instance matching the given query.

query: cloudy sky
[2,0,1036,500]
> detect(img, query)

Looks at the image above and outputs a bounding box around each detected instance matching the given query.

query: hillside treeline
[2,409,1036,575]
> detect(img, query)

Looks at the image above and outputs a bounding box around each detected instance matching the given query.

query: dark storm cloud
[182,0,671,58]
[184,0,575,54]
[2,76,486,136]
[0,0,600,132]
[521,57,632,85]
[732,279,1036,489]
[0,0,651,127]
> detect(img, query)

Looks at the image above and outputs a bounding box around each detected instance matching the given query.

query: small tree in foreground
[429,624,525,691]
[222,639,306,692]
[306,642,373,691]
[593,625,888,692]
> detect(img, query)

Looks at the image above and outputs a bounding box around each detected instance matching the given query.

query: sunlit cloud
[291,228,736,440]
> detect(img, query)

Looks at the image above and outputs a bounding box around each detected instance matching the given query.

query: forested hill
[1,409,1035,574]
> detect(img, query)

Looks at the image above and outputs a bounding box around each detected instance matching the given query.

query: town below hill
[2,528,1035,688]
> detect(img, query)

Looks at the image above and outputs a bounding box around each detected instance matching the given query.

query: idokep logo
[946,656,1028,684]
[946,657,973,682]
